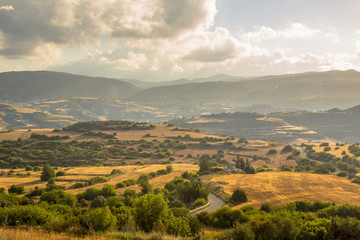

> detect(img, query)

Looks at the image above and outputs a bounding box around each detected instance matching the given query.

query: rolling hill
[0,71,140,100]
[130,69,360,111]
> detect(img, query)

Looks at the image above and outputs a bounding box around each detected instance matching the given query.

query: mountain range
[1,69,360,143]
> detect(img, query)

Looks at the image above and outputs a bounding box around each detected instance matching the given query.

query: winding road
[191,193,225,214]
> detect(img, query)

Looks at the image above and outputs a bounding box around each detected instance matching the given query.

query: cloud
[107,0,216,39]
[0,0,216,58]
[242,23,320,43]
[0,5,13,11]
[181,28,242,62]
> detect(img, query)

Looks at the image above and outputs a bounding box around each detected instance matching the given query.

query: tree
[91,196,106,208]
[134,193,169,232]
[199,154,211,173]
[230,188,248,204]
[40,164,55,181]
[235,155,245,170]
[244,165,256,174]
[8,185,24,195]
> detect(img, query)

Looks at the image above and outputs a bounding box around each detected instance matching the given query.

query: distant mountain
[169,112,323,143]
[169,102,360,144]
[270,104,360,143]
[130,70,360,111]
[0,71,140,100]
[122,74,241,88]
[0,103,75,130]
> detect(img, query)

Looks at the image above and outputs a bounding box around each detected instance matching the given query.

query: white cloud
[242,23,320,43]
[0,5,13,11]
[1,0,360,80]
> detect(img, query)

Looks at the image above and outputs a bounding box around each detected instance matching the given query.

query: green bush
[80,206,116,232]
[91,196,106,208]
[116,182,126,188]
[190,198,207,210]
[0,205,54,226]
[229,188,248,205]
[267,149,278,155]
[8,185,25,195]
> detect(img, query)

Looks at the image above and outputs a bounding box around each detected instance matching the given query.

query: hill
[270,104,360,143]
[0,71,140,100]
[207,172,360,208]
[122,74,241,89]
[130,69,360,111]
[169,112,323,143]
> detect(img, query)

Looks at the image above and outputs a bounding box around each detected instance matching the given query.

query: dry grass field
[313,145,357,159]
[0,227,181,240]
[66,164,198,195]
[0,164,198,194]
[0,123,296,169]
[209,172,360,208]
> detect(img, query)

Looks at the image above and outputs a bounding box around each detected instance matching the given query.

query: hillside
[270,104,360,143]
[207,172,360,208]
[130,69,360,111]
[169,112,323,143]
[0,71,140,100]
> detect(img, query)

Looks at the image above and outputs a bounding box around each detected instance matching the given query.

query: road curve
[195,193,225,214]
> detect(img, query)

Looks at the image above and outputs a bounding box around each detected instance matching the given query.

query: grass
[313,145,357,159]
[208,172,360,208]
[0,227,182,240]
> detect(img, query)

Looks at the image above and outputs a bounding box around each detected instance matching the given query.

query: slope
[0,71,140,100]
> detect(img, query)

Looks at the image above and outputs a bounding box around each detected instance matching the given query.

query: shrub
[281,145,293,153]
[40,164,55,181]
[91,196,106,208]
[260,202,272,213]
[56,171,66,177]
[190,198,207,210]
[337,171,348,177]
[80,206,116,232]
[8,185,25,195]
[244,165,256,174]
[0,205,54,227]
[123,179,136,186]
[230,188,248,205]
[267,149,278,155]
[166,165,173,173]
[116,182,126,188]
[324,146,331,151]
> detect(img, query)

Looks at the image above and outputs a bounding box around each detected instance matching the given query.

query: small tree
[166,165,173,173]
[40,164,55,181]
[199,154,211,173]
[229,188,248,205]
[244,165,255,174]
[91,196,106,208]
[8,185,25,195]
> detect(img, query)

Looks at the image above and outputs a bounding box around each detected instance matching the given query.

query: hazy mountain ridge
[0,71,140,100]
[1,70,360,143]
[122,73,241,88]
[130,69,360,111]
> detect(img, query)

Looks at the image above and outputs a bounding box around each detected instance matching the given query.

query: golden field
[208,172,360,208]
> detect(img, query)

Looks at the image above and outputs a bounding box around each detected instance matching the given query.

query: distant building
[224,161,243,173]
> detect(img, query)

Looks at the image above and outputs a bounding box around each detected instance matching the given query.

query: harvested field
[209,172,360,208]
[65,164,198,194]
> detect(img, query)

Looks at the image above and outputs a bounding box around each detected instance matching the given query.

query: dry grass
[209,172,360,208]
[313,145,358,159]
[0,227,183,240]
[66,164,198,195]
[0,227,106,240]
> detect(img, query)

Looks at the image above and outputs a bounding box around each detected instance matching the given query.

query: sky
[0,0,360,81]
